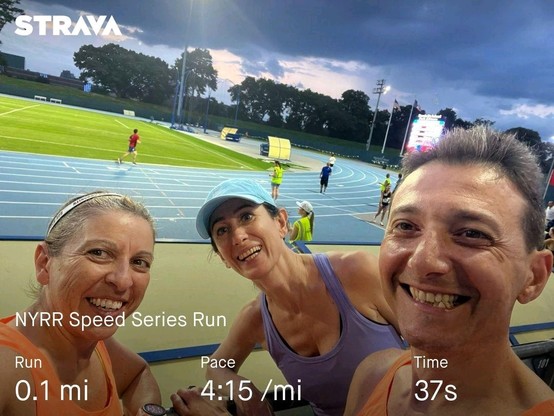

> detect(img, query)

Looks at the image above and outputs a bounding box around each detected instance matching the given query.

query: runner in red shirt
[117,129,141,165]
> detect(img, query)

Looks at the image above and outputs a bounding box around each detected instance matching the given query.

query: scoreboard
[406,114,445,153]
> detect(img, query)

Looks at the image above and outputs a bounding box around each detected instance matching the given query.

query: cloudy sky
[3,0,554,140]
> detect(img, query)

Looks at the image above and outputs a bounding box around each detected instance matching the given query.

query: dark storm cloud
[20,0,554,112]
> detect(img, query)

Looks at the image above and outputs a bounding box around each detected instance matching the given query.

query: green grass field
[0,95,269,170]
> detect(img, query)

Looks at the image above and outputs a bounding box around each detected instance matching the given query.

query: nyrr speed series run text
[14,311,227,330]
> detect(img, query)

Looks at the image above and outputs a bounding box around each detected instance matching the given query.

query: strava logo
[14,15,122,36]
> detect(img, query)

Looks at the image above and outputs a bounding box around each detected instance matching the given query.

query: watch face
[143,403,166,416]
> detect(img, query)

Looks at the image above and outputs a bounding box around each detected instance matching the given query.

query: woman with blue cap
[194,178,403,416]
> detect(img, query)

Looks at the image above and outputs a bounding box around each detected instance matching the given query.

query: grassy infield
[0,94,270,170]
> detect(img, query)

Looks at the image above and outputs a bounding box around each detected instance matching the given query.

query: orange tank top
[357,351,410,415]
[0,315,122,415]
[357,351,554,415]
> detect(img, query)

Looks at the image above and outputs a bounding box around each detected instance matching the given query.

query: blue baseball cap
[196,178,276,239]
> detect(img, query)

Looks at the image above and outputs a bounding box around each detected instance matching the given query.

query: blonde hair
[45,191,155,256]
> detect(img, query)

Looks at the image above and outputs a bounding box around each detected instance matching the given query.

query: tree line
[0,0,551,173]
[71,44,552,160]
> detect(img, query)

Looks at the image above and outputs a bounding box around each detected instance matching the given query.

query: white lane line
[63,161,81,174]
[0,104,40,117]
[140,167,186,217]
[114,119,129,128]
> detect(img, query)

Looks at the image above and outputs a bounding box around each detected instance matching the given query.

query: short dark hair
[400,126,545,251]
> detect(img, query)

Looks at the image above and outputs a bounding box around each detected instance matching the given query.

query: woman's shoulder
[324,251,383,304]
[326,251,378,278]
[234,298,264,331]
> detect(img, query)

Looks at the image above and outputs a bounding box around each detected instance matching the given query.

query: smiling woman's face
[38,211,154,341]
[210,199,288,281]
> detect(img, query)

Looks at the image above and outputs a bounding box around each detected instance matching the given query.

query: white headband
[47,192,122,236]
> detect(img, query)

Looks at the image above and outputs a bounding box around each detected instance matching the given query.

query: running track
[0,147,392,243]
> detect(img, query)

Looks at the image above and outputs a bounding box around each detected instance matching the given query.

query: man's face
[379,162,545,353]
[548,201,554,208]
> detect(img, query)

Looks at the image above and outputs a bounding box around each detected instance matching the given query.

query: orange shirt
[357,350,554,416]
[522,400,554,415]
[0,315,122,415]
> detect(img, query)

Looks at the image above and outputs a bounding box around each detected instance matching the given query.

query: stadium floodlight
[366,79,390,151]
[172,69,193,128]
[175,0,195,126]
[176,49,188,126]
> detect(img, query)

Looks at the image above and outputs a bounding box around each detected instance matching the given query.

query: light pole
[176,50,188,126]
[234,89,241,125]
[381,98,397,154]
[221,78,241,126]
[172,70,192,128]
[170,69,180,127]
[203,89,211,133]
[175,0,194,126]
[366,79,390,150]
[400,100,417,156]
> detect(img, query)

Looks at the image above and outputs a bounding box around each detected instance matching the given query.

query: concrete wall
[2,240,553,407]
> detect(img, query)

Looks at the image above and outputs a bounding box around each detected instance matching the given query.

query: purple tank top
[260,253,404,416]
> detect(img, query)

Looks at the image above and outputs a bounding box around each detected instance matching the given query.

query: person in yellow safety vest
[290,200,314,242]
[270,160,283,200]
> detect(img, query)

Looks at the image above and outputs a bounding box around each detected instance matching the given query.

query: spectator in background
[290,200,314,242]
[380,173,391,195]
[270,160,283,200]
[320,162,332,193]
[372,183,392,226]
[345,127,554,415]
[545,200,554,229]
[393,173,403,193]
[329,153,336,167]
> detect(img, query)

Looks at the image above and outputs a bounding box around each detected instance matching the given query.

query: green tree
[335,90,370,141]
[74,43,173,104]
[453,118,474,129]
[0,0,23,45]
[170,48,217,122]
[437,108,458,130]
[473,118,495,127]
[173,48,218,121]
[230,76,262,122]
[505,127,541,148]
[59,70,76,79]
[173,49,218,96]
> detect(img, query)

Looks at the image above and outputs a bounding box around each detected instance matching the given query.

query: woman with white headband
[0,191,160,415]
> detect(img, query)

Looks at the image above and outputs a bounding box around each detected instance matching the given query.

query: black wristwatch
[226,398,237,415]
[142,403,176,415]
